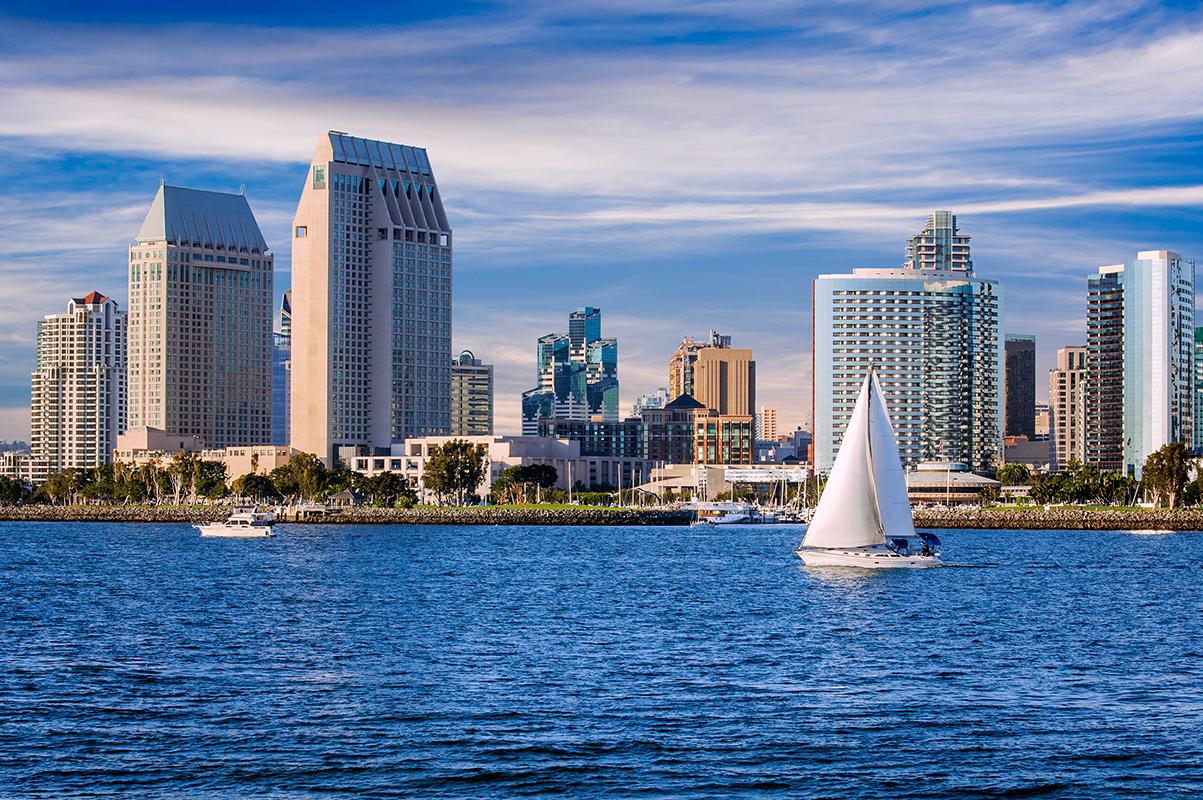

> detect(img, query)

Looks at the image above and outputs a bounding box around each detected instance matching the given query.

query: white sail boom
[802,374,887,549]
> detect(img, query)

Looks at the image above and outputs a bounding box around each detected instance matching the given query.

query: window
[296,226,307,238]
[313,166,326,190]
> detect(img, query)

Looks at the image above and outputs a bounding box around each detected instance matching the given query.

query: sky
[3,0,1203,441]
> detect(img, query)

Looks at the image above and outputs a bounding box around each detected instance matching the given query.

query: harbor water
[2,522,1201,798]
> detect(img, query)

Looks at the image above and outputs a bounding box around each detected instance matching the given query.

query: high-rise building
[30,292,127,482]
[755,405,778,441]
[1034,403,1050,437]
[904,210,972,272]
[1195,327,1203,454]
[1086,251,1194,477]
[291,132,452,465]
[1048,346,1087,471]
[667,331,755,416]
[271,290,292,446]
[631,388,670,416]
[1005,334,1036,438]
[128,185,273,448]
[451,350,494,436]
[521,307,618,434]
[813,211,1003,473]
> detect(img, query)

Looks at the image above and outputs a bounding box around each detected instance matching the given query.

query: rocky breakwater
[915,506,1203,531]
[0,504,233,523]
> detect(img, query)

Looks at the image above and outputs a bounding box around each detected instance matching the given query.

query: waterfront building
[521,307,618,434]
[1194,327,1203,453]
[631,387,670,416]
[1086,251,1194,476]
[1049,346,1087,471]
[29,292,127,482]
[756,405,778,441]
[271,290,292,446]
[451,349,494,436]
[128,184,273,449]
[351,435,651,498]
[291,132,452,465]
[667,331,755,416]
[812,212,1003,473]
[0,450,33,483]
[114,426,294,479]
[1005,334,1036,438]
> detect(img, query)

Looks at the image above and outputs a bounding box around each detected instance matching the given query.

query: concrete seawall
[914,507,1203,531]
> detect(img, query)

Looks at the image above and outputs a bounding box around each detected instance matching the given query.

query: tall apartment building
[1195,327,1203,453]
[1004,334,1036,438]
[128,185,273,448]
[1048,346,1087,471]
[30,292,127,482]
[271,290,292,446]
[812,211,1003,473]
[667,331,755,416]
[756,405,778,441]
[291,132,452,465]
[521,307,619,434]
[1086,251,1194,476]
[451,349,494,436]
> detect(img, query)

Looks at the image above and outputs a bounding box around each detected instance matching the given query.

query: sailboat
[796,370,942,568]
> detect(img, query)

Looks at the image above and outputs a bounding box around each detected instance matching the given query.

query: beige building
[291,132,452,466]
[451,350,493,436]
[756,405,778,441]
[1049,346,1088,470]
[668,330,755,416]
[352,435,652,501]
[115,426,294,480]
[128,184,273,449]
[30,292,127,483]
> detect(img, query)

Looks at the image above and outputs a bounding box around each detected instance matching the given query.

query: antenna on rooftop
[239,184,246,195]
[159,175,166,187]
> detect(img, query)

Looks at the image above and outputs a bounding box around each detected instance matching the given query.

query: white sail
[866,372,915,539]
[802,374,886,549]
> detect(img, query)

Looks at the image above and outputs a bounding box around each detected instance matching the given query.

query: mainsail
[802,370,913,549]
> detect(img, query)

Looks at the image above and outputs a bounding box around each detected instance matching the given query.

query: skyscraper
[1086,251,1194,476]
[904,210,972,272]
[451,349,494,436]
[271,290,292,446]
[1195,327,1203,454]
[812,211,1003,473]
[667,331,755,416]
[522,307,618,434]
[30,292,127,482]
[128,185,273,448]
[1005,334,1036,438]
[756,405,778,441]
[1048,346,1087,471]
[631,388,670,416]
[291,132,452,465]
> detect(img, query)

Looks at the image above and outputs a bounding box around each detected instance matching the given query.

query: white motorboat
[196,509,275,538]
[690,501,775,526]
[796,369,942,569]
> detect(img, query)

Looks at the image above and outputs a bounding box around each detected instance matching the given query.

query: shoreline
[2,504,1203,530]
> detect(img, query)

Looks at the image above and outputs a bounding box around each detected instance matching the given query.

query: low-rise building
[906,461,1000,506]
[115,426,295,480]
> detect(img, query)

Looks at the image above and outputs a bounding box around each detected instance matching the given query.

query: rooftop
[135,185,268,250]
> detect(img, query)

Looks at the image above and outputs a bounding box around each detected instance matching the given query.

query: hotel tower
[291,132,452,465]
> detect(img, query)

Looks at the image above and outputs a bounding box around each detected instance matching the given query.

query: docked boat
[196,509,275,538]
[690,501,775,526]
[796,370,942,568]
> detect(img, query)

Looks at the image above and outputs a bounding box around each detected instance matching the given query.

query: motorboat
[690,501,775,526]
[796,369,942,568]
[196,508,275,538]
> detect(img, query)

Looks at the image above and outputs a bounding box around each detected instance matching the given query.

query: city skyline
[4,2,1203,439]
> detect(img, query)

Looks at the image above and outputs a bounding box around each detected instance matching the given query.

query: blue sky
[3,0,1203,439]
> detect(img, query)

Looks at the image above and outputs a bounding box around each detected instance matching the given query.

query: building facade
[1004,334,1036,438]
[631,387,670,416]
[1086,251,1194,476]
[756,405,778,441]
[667,331,755,416]
[521,307,619,434]
[451,349,494,436]
[30,292,127,481]
[271,290,292,446]
[904,210,972,272]
[1194,326,1203,454]
[128,185,273,449]
[291,132,452,465]
[812,212,1003,473]
[1048,346,1087,471]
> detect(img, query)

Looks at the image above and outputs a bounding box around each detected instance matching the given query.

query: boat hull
[196,525,274,538]
[796,546,941,569]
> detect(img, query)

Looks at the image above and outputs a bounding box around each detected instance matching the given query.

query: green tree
[361,472,415,507]
[232,472,281,502]
[1141,442,1192,508]
[996,463,1031,485]
[423,439,488,505]
[275,452,327,502]
[0,475,29,506]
